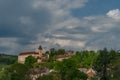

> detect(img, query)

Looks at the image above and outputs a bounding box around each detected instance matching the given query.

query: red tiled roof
[78,68,96,78]
[78,68,88,73]
[87,69,96,78]
[19,52,39,56]
[78,68,88,71]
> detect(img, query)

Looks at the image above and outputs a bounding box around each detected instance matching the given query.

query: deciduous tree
[25,56,37,67]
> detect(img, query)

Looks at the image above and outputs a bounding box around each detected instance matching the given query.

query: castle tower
[38,45,43,58]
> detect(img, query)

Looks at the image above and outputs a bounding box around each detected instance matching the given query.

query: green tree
[110,55,120,80]
[10,63,30,80]
[0,67,11,80]
[74,50,98,68]
[50,48,56,56]
[25,56,37,66]
[94,48,110,80]
[55,59,87,80]
[56,49,66,55]
[36,74,54,80]
[0,63,30,80]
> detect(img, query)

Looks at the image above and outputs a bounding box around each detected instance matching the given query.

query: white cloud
[84,16,96,20]
[91,23,115,32]
[53,17,80,30]
[33,0,88,19]
[91,26,104,32]
[1,0,120,54]
[107,9,120,20]
[40,10,120,51]
[68,34,87,39]
[33,0,88,10]
[44,38,85,48]
[52,34,66,37]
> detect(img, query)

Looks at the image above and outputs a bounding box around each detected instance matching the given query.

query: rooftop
[19,52,39,56]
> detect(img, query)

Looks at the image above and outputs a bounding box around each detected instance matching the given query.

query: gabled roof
[19,52,39,56]
[78,68,96,78]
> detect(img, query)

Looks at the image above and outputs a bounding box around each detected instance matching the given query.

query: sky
[0,0,120,55]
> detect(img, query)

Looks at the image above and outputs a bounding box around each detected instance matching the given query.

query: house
[87,68,96,78]
[56,50,74,61]
[18,51,39,64]
[78,68,96,78]
[18,46,48,64]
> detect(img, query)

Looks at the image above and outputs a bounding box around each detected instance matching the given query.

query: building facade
[18,46,44,64]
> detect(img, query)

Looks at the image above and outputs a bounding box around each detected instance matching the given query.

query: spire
[38,45,42,50]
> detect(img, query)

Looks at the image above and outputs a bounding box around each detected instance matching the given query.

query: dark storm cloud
[0,46,9,52]
[56,26,90,34]
[0,23,26,37]
[0,0,52,38]
[1,0,120,55]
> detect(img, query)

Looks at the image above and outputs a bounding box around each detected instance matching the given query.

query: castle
[18,46,47,64]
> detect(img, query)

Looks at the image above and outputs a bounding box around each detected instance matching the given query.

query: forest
[0,54,17,70]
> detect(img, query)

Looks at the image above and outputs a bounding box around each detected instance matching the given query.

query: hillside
[0,54,17,70]
[0,49,120,80]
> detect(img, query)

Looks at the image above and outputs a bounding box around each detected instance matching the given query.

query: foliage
[110,55,120,80]
[25,56,37,67]
[49,48,66,56]
[93,48,117,80]
[36,74,54,80]
[0,63,30,80]
[0,49,120,80]
[56,49,66,55]
[54,59,87,80]
[72,50,98,68]
[49,48,56,56]
[0,54,17,70]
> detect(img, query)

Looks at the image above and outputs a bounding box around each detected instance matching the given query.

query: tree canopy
[25,56,37,67]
